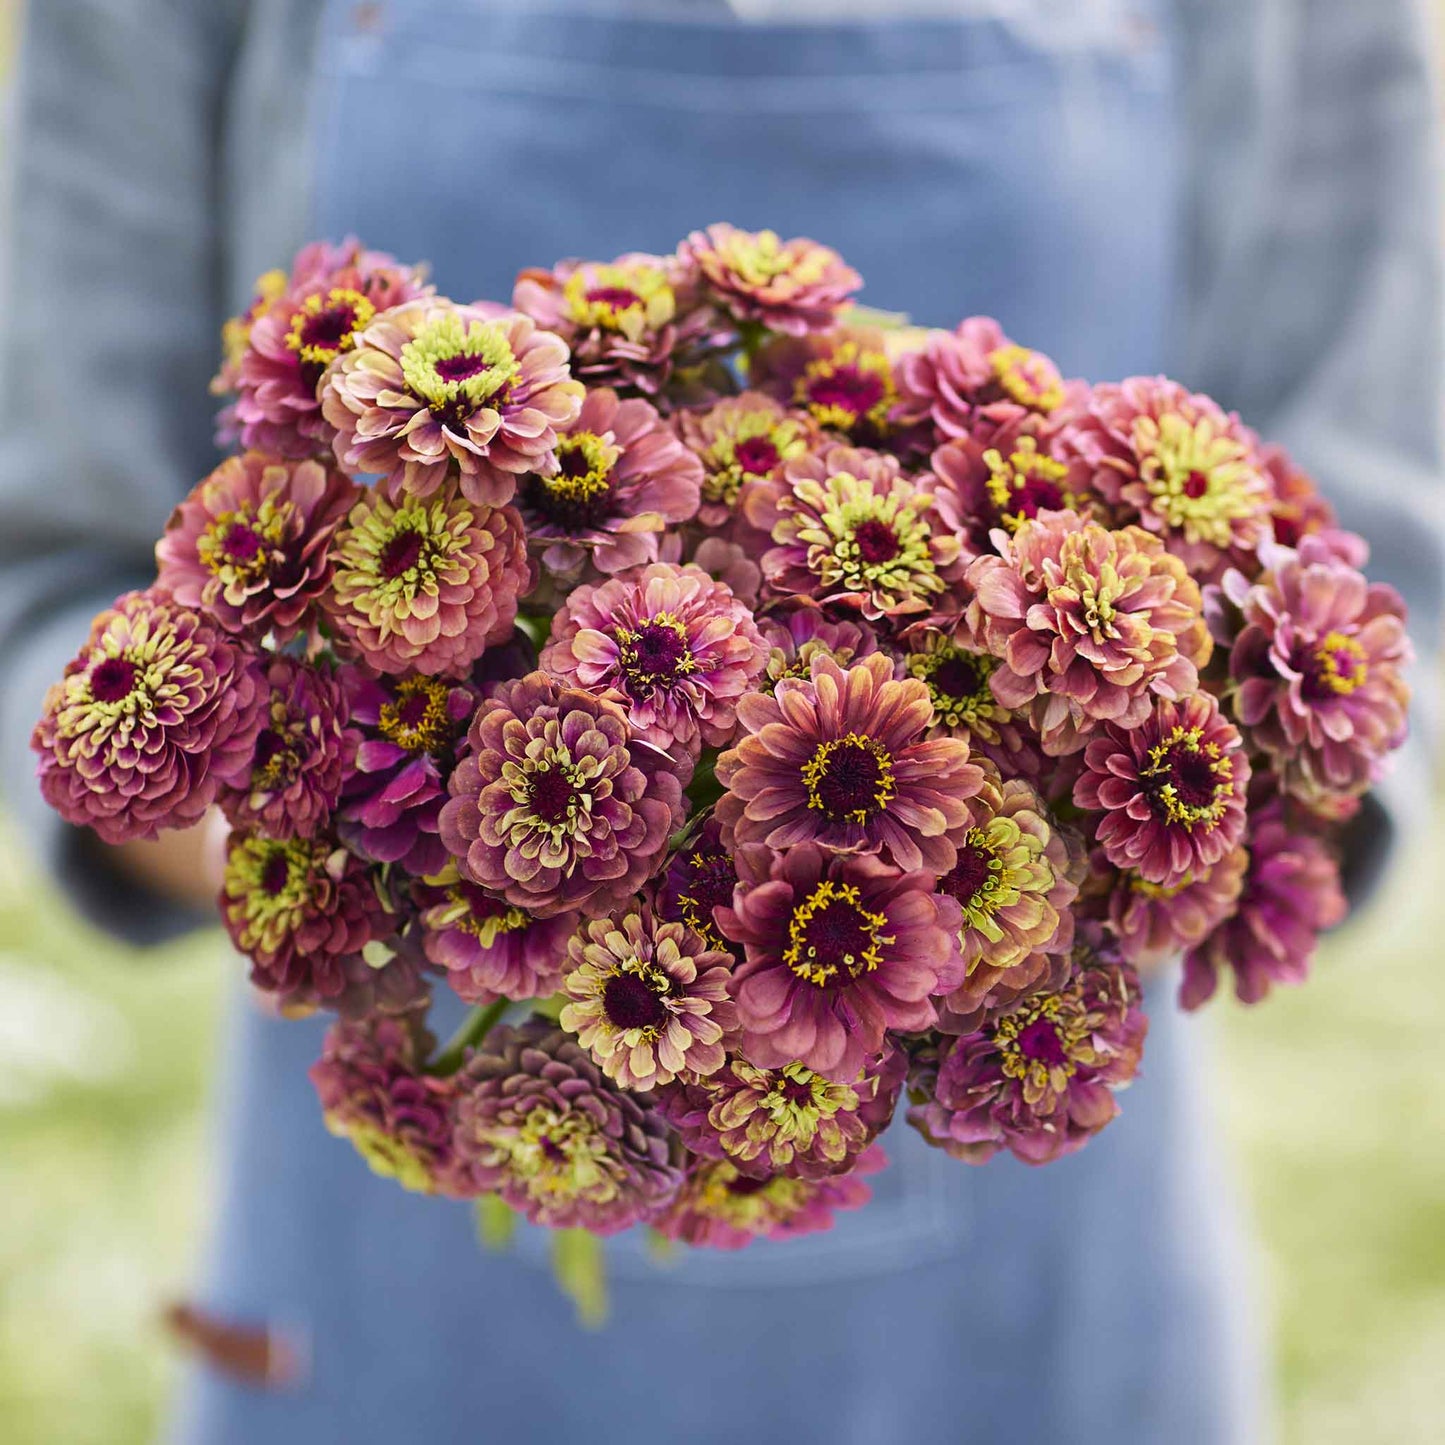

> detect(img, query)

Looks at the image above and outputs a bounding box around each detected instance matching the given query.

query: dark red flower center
[725,1173,772,1198]
[807,365,884,419]
[300,302,361,353]
[379,528,425,579]
[797,898,878,981]
[1015,1017,1068,1067]
[529,768,579,824]
[852,518,901,565]
[90,657,138,704]
[602,972,668,1032]
[253,728,289,773]
[806,736,894,823]
[539,1135,568,1164]
[456,881,514,920]
[221,521,264,564]
[260,851,292,896]
[627,622,690,684]
[1183,469,1211,500]
[930,652,985,700]
[434,351,495,384]
[939,842,993,906]
[395,691,430,728]
[1148,746,1222,813]
[585,284,643,311]
[779,1076,816,1106]
[733,436,781,476]
[1009,476,1066,520]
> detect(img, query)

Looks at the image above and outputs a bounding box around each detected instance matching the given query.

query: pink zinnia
[1075,691,1251,887]
[756,607,882,695]
[156,452,359,642]
[1225,537,1411,804]
[717,652,982,874]
[1181,800,1346,1009]
[1098,846,1250,969]
[716,843,964,1081]
[518,387,703,581]
[33,588,265,845]
[540,562,767,755]
[322,300,584,506]
[750,329,904,449]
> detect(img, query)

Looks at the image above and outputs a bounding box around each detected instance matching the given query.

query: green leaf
[474,1195,517,1252]
[550,1228,608,1328]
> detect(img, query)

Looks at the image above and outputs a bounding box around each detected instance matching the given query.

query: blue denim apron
[175,4,1263,1441]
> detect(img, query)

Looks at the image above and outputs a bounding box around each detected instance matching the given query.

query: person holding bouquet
[1,3,1440,1443]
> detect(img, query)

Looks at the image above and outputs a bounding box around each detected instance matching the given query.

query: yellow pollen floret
[563,263,676,339]
[801,732,897,824]
[988,344,1065,413]
[1141,724,1233,830]
[783,880,891,987]
[400,313,519,414]
[285,287,376,367]
[1314,631,1369,695]
[983,437,1074,531]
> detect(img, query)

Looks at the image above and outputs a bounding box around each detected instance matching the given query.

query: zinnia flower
[676,391,820,529]
[1225,536,1411,804]
[33,588,265,844]
[438,672,684,918]
[908,929,1147,1165]
[892,317,1071,444]
[512,251,721,398]
[559,908,737,1090]
[336,670,477,876]
[657,814,739,955]
[932,769,1079,1027]
[517,387,703,581]
[716,652,982,875]
[220,831,398,1008]
[658,1048,901,1180]
[966,512,1212,747]
[156,453,359,641]
[322,300,584,505]
[219,656,352,841]
[309,1011,470,1197]
[1075,691,1251,886]
[1181,800,1346,1008]
[540,562,767,754]
[1260,443,1338,549]
[743,446,962,620]
[230,240,429,458]
[1063,377,1273,580]
[756,607,881,695]
[322,481,529,677]
[412,864,576,1004]
[716,843,963,1080]
[1100,847,1249,969]
[751,328,901,448]
[681,224,859,335]
[651,1147,882,1250]
[452,1018,684,1234]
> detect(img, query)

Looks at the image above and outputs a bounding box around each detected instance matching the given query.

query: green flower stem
[430,996,510,1076]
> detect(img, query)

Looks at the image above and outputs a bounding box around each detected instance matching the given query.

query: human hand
[103,809,229,913]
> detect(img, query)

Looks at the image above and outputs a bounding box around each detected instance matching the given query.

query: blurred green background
[1,3,1443,1443]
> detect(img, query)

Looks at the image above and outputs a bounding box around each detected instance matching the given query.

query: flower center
[260,850,293,896]
[1136,411,1262,546]
[801,733,896,825]
[399,313,519,425]
[905,644,1002,734]
[783,880,890,987]
[198,500,292,587]
[796,343,895,435]
[702,413,809,508]
[940,838,995,909]
[563,263,674,334]
[220,521,263,563]
[531,432,619,530]
[251,716,303,790]
[445,880,531,946]
[601,971,669,1032]
[378,676,455,755]
[616,614,697,690]
[733,435,781,476]
[529,766,580,825]
[852,517,901,564]
[90,656,138,704]
[984,439,1075,531]
[286,287,376,371]
[1308,630,1369,697]
[994,990,1090,1090]
[677,844,738,948]
[988,344,1065,413]
[1015,1017,1068,1067]
[486,1104,614,1205]
[1140,725,1233,830]
[378,527,425,580]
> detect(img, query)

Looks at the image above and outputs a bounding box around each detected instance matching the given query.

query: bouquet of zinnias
[33,226,1411,1261]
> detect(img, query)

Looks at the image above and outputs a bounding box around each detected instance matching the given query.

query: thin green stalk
[430,996,509,1076]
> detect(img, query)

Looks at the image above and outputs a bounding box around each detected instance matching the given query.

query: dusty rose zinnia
[33,588,265,845]
[452,1018,684,1234]
[219,656,352,841]
[322,299,584,506]
[651,1147,882,1250]
[1181,800,1346,1009]
[933,769,1079,1027]
[517,386,703,581]
[540,562,767,754]
[559,908,737,1091]
[892,317,1071,444]
[1075,691,1251,887]
[1063,377,1273,580]
[309,1011,470,1197]
[1225,536,1411,804]
[230,240,430,458]
[676,390,820,529]
[658,1048,901,1181]
[1100,846,1249,969]
[156,452,359,641]
[743,446,961,620]
[438,672,684,918]
[323,482,529,677]
[512,251,721,398]
[657,814,739,955]
[412,863,576,1004]
[716,652,981,875]
[908,930,1147,1165]
[220,831,398,1009]
[966,513,1212,746]
[717,843,963,1081]
[756,607,881,696]
[751,328,903,448]
[681,224,860,336]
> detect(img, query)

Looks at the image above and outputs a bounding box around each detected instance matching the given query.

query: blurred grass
[1,793,1443,1444]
